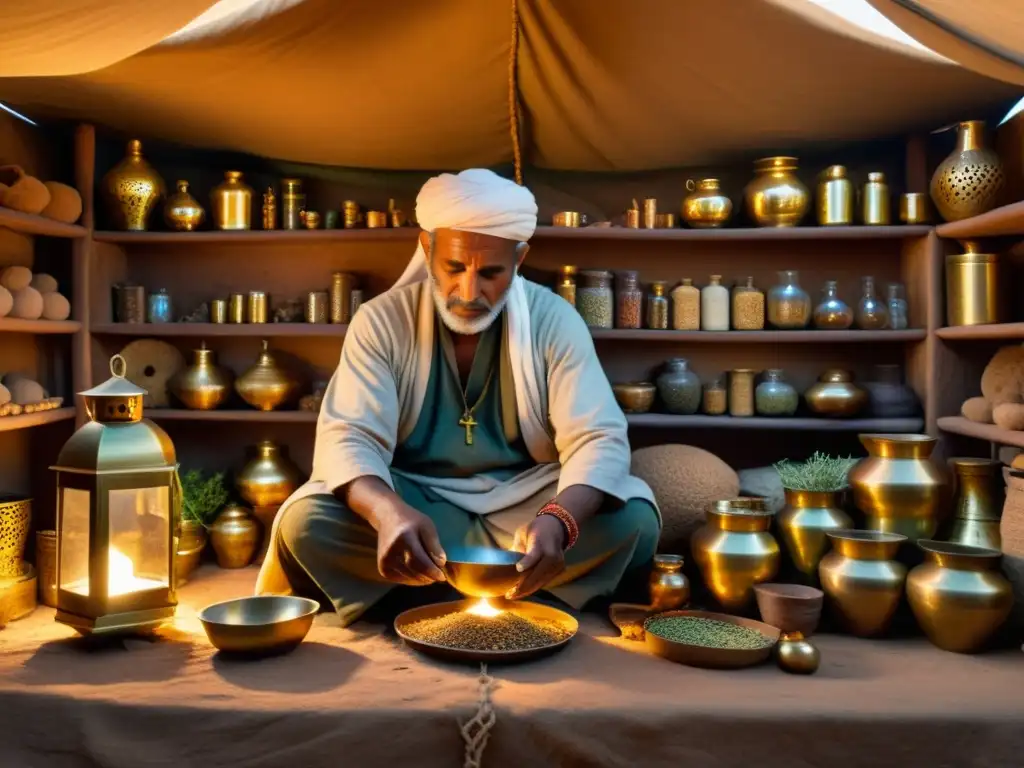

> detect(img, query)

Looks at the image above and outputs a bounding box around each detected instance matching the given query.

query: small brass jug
[648,554,690,611]
[164,180,205,231]
[681,178,732,228]
[209,504,261,569]
[169,343,234,410]
[235,340,301,411]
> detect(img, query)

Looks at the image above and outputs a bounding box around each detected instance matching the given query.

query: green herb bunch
[178,469,230,526]
[773,452,857,492]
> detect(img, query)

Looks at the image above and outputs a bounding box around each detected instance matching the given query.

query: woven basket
[1000,470,1024,637]
[0,496,31,578]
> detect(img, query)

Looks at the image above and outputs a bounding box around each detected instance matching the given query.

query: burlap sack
[1000,470,1024,638]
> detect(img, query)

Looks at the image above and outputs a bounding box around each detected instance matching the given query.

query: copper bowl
[754,583,824,636]
[198,595,319,656]
[644,609,780,669]
[613,382,656,414]
[443,546,523,599]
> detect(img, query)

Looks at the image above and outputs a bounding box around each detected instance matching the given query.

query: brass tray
[644,609,779,670]
[394,599,578,665]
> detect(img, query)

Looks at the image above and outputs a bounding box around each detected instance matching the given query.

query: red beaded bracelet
[537,500,579,551]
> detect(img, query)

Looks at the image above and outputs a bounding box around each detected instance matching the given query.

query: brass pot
[819,530,907,637]
[775,632,820,675]
[648,553,690,611]
[101,139,165,231]
[681,178,732,228]
[236,440,303,508]
[776,489,853,583]
[235,340,301,411]
[211,170,253,230]
[907,540,1014,653]
[947,458,1003,551]
[804,369,867,418]
[744,156,809,228]
[612,382,656,414]
[163,180,205,231]
[690,498,779,613]
[209,504,261,569]
[169,343,234,410]
[849,434,947,542]
[930,120,1004,223]
[175,518,207,586]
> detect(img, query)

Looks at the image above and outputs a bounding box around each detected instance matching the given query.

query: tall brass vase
[946,458,1003,551]
[102,139,166,231]
[776,489,853,584]
[235,340,301,411]
[819,530,907,637]
[848,434,947,543]
[690,498,779,613]
[907,540,1013,653]
[236,440,304,562]
[930,120,1004,223]
[169,344,234,410]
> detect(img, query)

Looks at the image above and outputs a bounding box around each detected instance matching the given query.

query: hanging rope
[508,0,523,185]
[460,663,497,768]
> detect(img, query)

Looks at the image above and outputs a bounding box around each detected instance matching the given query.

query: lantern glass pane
[107,487,170,596]
[59,487,91,595]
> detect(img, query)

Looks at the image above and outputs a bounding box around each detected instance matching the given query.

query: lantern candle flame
[67,546,165,597]
[465,597,502,618]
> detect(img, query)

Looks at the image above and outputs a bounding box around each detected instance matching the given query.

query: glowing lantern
[50,355,179,634]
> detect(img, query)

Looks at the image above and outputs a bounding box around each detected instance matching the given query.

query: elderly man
[257,169,659,625]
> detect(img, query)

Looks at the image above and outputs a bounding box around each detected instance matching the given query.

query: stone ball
[0,265,32,292]
[0,383,9,406]
[30,272,58,293]
[0,285,11,318]
[9,378,45,406]
[11,286,43,320]
[42,291,71,321]
[631,444,739,552]
[961,396,993,424]
[981,345,1024,407]
[993,403,1024,432]
[40,181,83,224]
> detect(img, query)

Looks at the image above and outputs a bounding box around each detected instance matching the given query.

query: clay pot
[0,165,50,214]
[754,583,823,636]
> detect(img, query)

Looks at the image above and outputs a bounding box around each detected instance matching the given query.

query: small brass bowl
[552,211,586,227]
[198,595,319,656]
[443,546,523,599]
[613,382,656,414]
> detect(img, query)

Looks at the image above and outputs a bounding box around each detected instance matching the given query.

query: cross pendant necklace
[459,411,478,446]
[456,367,495,446]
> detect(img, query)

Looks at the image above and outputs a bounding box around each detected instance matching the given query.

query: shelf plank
[937,416,1024,448]
[935,201,1024,239]
[0,206,87,238]
[0,318,82,334]
[935,323,1024,340]
[0,407,77,432]
[93,228,418,244]
[91,323,348,337]
[148,409,317,422]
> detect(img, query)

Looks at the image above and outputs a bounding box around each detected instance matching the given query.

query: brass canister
[642,198,657,229]
[861,172,891,225]
[351,289,364,315]
[115,284,145,323]
[330,272,355,324]
[306,291,328,324]
[899,193,930,224]
[343,200,362,229]
[816,165,853,226]
[248,291,268,324]
[366,211,389,228]
[210,299,228,324]
[625,207,640,229]
[228,293,246,324]
[281,178,304,230]
[36,530,57,608]
[557,265,577,307]
[261,187,277,230]
[947,458,1003,551]
[211,171,253,230]
[945,241,1000,326]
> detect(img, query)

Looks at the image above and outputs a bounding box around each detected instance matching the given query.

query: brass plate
[644,609,780,669]
[395,599,578,665]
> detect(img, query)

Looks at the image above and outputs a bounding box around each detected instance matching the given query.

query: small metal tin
[147,288,173,323]
[861,172,891,226]
[350,288,364,316]
[324,210,339,229]
[248,291,268,324]
[210,299,228,324]
[330,272,355,324]
[306,291,329,323]
[228,293,246,324]
[366,211,388,228]
[900,193,931,224]
[281,178,304,230]
[115,284,145,324]
[625,208,640,229]
[643,198,658,229]
[342,200,362,229]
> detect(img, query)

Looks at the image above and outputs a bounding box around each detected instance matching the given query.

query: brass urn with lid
[235,340,301,411]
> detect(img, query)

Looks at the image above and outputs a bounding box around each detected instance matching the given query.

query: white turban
[392,169,537,290]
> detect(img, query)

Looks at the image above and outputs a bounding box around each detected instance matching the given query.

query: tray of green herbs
[774,452,857,492]
[643,610,780,669]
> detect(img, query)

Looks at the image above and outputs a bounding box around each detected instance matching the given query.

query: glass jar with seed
[755,368,798,416]
[767,270,811,329]
[887,282,908,330]
[732,276,765,330]
[578,270,614,328]
[616,270,643,329]
[703,376,728,415]
[557,265,577,308]
[670,278,700,330]
[646,281,669,329]
[729,368,756,417]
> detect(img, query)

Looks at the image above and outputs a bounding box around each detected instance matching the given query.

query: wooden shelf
[0,407,77,432]
[937,416,1024,448]
[93,228,418,244]
[148,409,317,422]
[91,322,348,337]
[0,318,82,334]
[935,323,1024,340]
[592,329,926,343]
[0,206,86,238]
[935,201,1024,239]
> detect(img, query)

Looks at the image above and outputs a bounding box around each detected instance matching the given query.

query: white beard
[430,278,511,336]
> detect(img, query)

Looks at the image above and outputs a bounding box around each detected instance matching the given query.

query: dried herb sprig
[178,469,230,525]
[773,452,857,492]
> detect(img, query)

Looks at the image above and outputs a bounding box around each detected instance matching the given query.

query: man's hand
[375,502,447,586]
[506,514,566,599]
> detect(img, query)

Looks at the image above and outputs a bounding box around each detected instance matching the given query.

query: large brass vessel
[744,157,809,228]
[848,434,947,542]
[236,440,304,509]
[209,504,261,569]
[930,120,1004,222]
[946,458,1003,551]
[690,498,779,613]
[681,179,732,228]
[907,540,1013,653]
[804,369,867,418]
[235,340,301,411]
[101,139,165,231]
[169,344,234,410]
[776,489,853,583]
[819,530,907,637]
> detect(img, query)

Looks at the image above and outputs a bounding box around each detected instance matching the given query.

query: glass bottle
[813,280,854,330]
[729,369,756,417]
[646,281,669,330]
[767,270,811,329]
[615,270,643,329]
[577,270,613,329]
[703,376,728,416]
[887,282,908,330]
[701,275,729,331]
[557,265,577,308]
[731,276,765,330]
[670,278,700,330]
[755,369,799,417]
[855,276,889,330]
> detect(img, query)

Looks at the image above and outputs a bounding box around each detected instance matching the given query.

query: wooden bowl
[443,546,523,599]
[644,609,780,669]
[613,382,656,414]
[754,583,824,636]
[198,595,319,656]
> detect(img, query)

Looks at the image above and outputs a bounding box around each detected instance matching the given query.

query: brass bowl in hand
[198,595,319,656]
[443,546,523,599]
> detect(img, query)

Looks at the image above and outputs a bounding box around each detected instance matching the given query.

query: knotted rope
[507,0,523,185]
[461,663,497,768]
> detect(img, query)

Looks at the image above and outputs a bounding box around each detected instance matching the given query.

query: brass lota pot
[236,440,304,509]
[169,343,234,410]
[849,434,947,543]
[947,458,1003,551]
[690,498,779,613]
[163,180,205,231]
[907,540,1014,653]
[804,369,867,418]
[235,340,301,411]
[776,489,853,583]
[681,178,732,228]
[102,139,166,231]
[648,553,690,611]
[209,504,261,569]
[775,631,820,675]
[744,156,809,228]
[819,530,907,637]
[175,518,208,586]
[930,120,1004,223]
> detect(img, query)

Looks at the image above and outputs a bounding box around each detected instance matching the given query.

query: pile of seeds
[403,611,572,652]
[645,616,774,650]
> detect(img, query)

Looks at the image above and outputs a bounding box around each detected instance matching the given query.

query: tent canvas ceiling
[0,0,1021,172]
